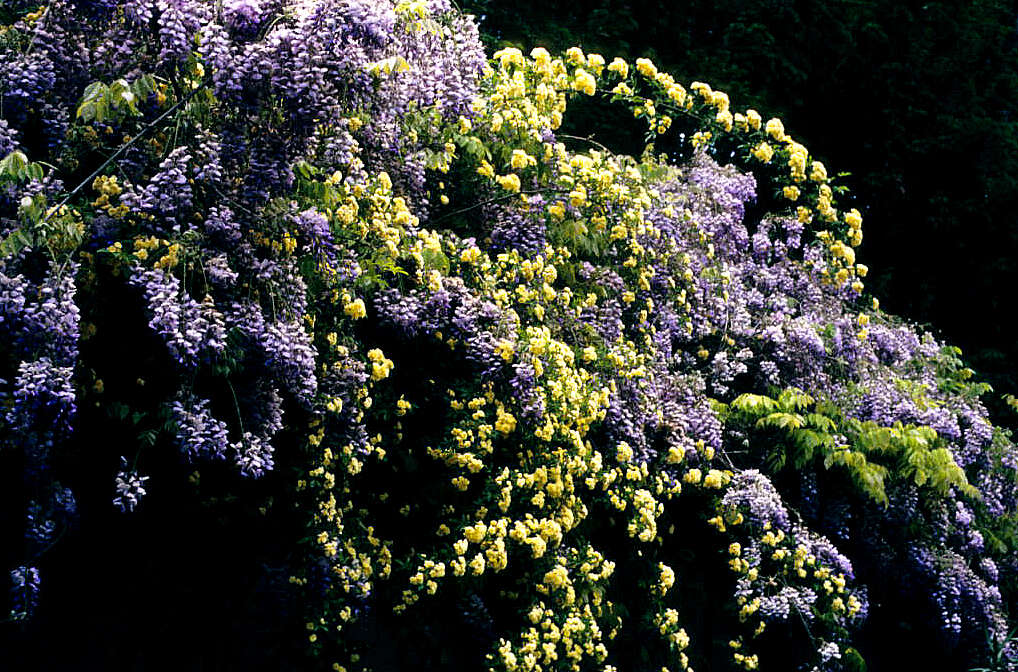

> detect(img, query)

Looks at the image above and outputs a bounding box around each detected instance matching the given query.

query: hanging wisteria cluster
[2,1,1017,670]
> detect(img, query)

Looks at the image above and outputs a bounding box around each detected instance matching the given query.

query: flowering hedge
[2,1,1017,670]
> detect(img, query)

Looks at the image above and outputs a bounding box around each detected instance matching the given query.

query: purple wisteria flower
[113,457,150,513]
[9,566,40,621]
[172,395,230,461]
[722,470,790,531]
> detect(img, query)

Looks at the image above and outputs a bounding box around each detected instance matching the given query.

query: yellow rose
[751,142,774,163]
[635,58,658,78]
[607,57,629,78]
[765,118,785,141]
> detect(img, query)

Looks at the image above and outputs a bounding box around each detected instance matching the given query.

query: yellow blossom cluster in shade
[373,222,712,668]
[35,201,86,254]
[249,226,299,258]
[711,495,868,670]
[296,327,398,654]
[91,174,129,219]
[286,142,457,662]
[104,232,183,274]
[655,606,691,664]
[287,38,873,672]
[491,600,611,672]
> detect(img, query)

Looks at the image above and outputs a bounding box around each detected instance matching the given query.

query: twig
[557,133,612,154]
[432,187,567,224]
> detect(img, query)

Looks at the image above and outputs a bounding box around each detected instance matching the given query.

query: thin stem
[557,133,612,154]
[227,378,246,437]
[432,186,567,224]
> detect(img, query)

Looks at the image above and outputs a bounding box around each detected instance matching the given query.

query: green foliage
[937,345,993,400]
[729,388,979,506]
[0,151,84,259]
[843,646,868,672]
[969,629,1018,672]
[76,76,158,124]
[0,150,44,183]
[1004,394,1018,414]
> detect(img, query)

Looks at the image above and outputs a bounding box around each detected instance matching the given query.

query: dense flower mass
[2,2,1017,670]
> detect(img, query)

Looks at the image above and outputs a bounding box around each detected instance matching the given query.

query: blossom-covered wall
[1,1,1015,670]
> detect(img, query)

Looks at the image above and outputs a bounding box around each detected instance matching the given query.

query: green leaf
[0,227,32,257]
[422,247,449,275]
[777,387,813,411]
[757,411,805,431]
[79,81,108,104]
[843,647,867,672]
[460,134,489,160]
[108,78,130,102]
[805,412,837,432]
[0,150,29,180]
[294,160,316,180]
[793,428,833,454]
[76,82,109,122]
[108,402,131,421]
[132,74,157,98]
[731,392,777,415]
[765,448,786,471]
